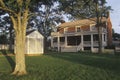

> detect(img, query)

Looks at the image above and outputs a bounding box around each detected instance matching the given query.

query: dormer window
[64,27,68,33]
[76,26,81,32]
[90,24,96,31]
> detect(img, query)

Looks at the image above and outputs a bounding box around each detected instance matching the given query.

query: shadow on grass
[1,50,15,71]
[46,52,120,74]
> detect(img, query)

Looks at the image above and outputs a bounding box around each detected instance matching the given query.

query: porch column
[81,34,84,51]
[91,34,93,52]
[51,36,53,48]
[102,33,104,50]
[105,34,107,45]
[57,32,60,52]
[65,36,67,47]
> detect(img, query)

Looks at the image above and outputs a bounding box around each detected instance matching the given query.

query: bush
[105,45,115,49]
[0,50,14,55]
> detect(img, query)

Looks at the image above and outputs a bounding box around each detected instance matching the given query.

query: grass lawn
[0,52,120,80]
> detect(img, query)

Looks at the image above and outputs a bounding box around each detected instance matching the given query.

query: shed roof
[26,29,36,35]
[26,30,44,38]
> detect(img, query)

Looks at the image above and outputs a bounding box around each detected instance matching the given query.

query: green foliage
[58,0,111,19]
[0,52,120,80]
[0,50,14,55]
[113,33,120,41]
[0,0,57,15]
[0,35,8,44]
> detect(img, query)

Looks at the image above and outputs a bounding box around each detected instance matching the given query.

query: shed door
[28,38,43,54]
[36,38,43,53]
[28,38,35,53]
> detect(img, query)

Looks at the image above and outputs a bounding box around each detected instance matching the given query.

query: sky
[107,0,120,33]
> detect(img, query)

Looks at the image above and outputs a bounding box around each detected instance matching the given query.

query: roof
[26,29,44,38]
[26,29,36,35]
[58,17,107,28]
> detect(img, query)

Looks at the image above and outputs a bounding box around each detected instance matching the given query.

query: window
[93,34,99,41]
[64,27,68,33]
[60,37,65,42]
[67,36,81,46]
[90,24,96,31]
[76,26,81,32]
[53,37,57,42]
[83,35,91,41]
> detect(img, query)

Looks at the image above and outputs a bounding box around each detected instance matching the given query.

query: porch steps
[61,46,77,52]
[115,46,120,53]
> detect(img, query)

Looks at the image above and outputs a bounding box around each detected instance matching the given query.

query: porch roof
[58,17,107,28]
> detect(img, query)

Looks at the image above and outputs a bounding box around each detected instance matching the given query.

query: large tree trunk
[10,10,28,76]
[12,30,27,75]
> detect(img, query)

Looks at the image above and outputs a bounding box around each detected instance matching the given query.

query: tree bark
[12,30,27,76]
[98,26,102,53]
[95,1,103,54]
[10,11,28,76]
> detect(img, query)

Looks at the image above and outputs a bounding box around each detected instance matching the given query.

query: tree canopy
[58,0,111,20]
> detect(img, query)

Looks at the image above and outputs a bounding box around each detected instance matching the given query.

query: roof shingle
[58,17,107,28]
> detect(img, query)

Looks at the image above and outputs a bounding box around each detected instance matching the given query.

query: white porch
[51,32,107,52]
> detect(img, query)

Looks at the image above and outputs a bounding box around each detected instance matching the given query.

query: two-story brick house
[51,17,112,52]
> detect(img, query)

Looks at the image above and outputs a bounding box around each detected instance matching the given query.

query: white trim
[91,34,93,51]
[81,34,84,51]
[76,26,81,32]
[51,37,53,47]
[65,36,67,47]
[90,24,96,31]
[57,32,60,52]
[64,27,68,33]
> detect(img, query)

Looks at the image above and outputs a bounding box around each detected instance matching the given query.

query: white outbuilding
[25,30,44,55]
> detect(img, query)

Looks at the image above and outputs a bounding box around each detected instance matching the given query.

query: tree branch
[0,0,5,7]
[0,7,17,16]
[10,16,17,31]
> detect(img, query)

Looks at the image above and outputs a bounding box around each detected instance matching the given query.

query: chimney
[60,20,65,24]
[107,12,113,46]
[107,11,110,18]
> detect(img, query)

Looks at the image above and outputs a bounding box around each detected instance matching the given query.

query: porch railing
[77,43,82,51]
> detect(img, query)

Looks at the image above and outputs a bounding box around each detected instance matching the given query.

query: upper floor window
[76,26,81,32]
[64,27,68,33]
[90,24,96,31]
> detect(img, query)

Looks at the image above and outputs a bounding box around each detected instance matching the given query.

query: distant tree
[0,34,8,44]
[88,0,111,53]
[0,12,14,51]
[28,2,63,49]
[113,32,120,41]
[28,4,62,37]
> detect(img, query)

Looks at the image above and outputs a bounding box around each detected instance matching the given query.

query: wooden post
[57,32,60,52]
[81,34,84,51]
[51,36,53,48]
[91,34,93,52]
[65,36,67,47]
[102,33,104,51]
